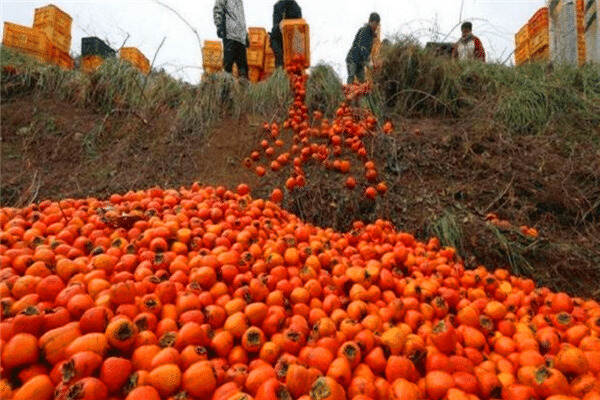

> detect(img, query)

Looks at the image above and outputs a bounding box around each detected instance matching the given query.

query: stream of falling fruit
[246,55,394,203]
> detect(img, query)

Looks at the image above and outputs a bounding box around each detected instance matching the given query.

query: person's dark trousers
[346,61,365,84]
[271,36,284,68]
[223,38,248,78]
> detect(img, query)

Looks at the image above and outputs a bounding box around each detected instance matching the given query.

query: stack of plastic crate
[202,40,223,75]
[2,22,50,64]
[514,24,531,65]
[34,4,73,70]
[262,36,276,80]
[81,37,116,73]
[529,7,550,61]
[247,27,267,83]
[2,4,73,69]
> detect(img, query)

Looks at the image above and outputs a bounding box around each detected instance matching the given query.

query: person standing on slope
[452,21,486,62]
[214,0,249,78]
[271,0,303,68]
[346,12,381,84]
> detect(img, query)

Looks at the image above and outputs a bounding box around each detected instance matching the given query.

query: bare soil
[1,96,261,204]
[2,92,599,297]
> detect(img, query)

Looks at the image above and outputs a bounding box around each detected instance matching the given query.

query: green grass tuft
[372,37,600,137]
[427,211,465,256]
[306,63,343,117]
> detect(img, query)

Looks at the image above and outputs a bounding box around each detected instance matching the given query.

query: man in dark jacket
[346,12,380,84]
[214,0,249,78]
[271,0,302,68]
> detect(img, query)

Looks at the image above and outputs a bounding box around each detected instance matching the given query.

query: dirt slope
[1,96,261,204]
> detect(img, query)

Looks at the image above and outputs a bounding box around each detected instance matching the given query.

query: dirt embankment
[1,96,261,204]
[2,93,599,297]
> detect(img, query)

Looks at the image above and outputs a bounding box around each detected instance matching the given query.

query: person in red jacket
[452,22,486,62]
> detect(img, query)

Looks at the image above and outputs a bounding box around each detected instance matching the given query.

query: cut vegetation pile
[1,39,600,297]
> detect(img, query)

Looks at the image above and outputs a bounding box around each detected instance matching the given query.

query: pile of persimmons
[2,58,600,400]
[1,183,600,400]
[246,55,393,202]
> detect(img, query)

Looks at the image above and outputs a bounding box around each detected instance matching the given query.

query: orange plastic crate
[530,28,549,54]
[33,4,72,53]
[120,47,150,75]
[281,19,310,68]
[515,24,530,49]
[530,45,550,62]
[515,44,530,65]
[52,49,73,70]
[248,27,267,48]
[204,66,222,75]
[247,47,265,68]
[577,0,585,32]
[34,4,71,35]
[202,40,223,70]
[120,47,140,60]
[2,22,50,63]
[578,35,587,65]
[82,55,103,73]
[263,53,276,73]
[577,0,587,64]
[249,66,262,83]
[528,7,549,36]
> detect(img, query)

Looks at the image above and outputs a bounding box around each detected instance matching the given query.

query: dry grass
[373,37,600,138]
